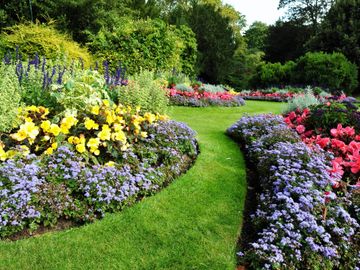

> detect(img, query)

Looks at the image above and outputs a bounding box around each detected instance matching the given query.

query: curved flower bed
[0,103,199,239]
[227,114,359,269]
[168,88,245,107]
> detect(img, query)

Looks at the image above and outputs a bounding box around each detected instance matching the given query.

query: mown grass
[0,101,283,270]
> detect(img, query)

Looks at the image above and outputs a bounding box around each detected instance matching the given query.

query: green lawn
[0,101,283,270]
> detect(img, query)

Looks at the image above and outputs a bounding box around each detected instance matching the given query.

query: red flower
[316,136,330,149]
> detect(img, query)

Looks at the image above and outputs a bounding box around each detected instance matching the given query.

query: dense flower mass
[227,114,359,269]
[168,88,245,107]
[0,116,198,238]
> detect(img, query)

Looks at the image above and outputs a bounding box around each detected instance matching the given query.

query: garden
[0,0,360,269]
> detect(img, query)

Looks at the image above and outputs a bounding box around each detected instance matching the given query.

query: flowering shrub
[0,119,198,238]
[227,114,359,269]
[168,88,245,107]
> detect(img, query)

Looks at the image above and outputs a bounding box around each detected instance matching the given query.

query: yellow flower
[87,138,100,149]
[76,144,86,153]
[0,146,7,161]
[27,105,38,112]
[19,145,30,156]
[60,124,69,134]
[91,149,100,155]
[60,115,78,133]
[91,105,100,115]
[45,147,54,155]
[121,143,129,151]
[97,125,111,141]
[40,120,51,133]
[68,136,75,144]
[105,111,116,125]
[38,106,50,119]
[140,131,148,138]
[105,161,115,167]
[11,122,39,142]
[49,124,61,136]
[157,114,169,121]
[103,100,110,107]
[51,142,58,150]
[111,130,127,143]
[144,112,156,124]
[84,118,99,130]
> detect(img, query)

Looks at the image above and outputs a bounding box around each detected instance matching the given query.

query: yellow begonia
[20,145,30,156]
[84,118,99,130]
[111,130,127,144]
[91,105,100,115]
[68,136,75,144]
[0,146,7,161]
[140,132,148,138]
[40,120,51,133]
[44,142,58,155]
[103,100,110,107]
[49,124,61,136]
[105,111,116,125]
[11,121,39,142]
[87,138,101,155]
[105,161,115,167]
[76,144,86,153]
[98,125,111,141]
[144,112,156,124]
[60,115,78,134]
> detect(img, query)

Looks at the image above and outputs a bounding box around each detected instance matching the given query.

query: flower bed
[227,114,359,269]
[0,102,199,239]
[238,89,347,102]
[168,88,245,107]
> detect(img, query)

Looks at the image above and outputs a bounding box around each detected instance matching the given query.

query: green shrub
[294,52,358,94]
[0,23,93,66]
[255,61,295,87]
[0,64,21,132]
[115,70,168,114]
[284,87,320,113]
[88,18,197,76]
[50,69,110,114]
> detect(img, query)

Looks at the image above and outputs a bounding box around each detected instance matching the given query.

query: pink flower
[296,125,305,134]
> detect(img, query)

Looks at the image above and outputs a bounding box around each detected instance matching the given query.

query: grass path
[0,101,283,270]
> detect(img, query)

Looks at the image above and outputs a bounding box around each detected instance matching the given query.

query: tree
[244,21,269,52]
[264,20,312,63]
[188,2,237,83]
[278,0,334,31]
[307,0,360,92]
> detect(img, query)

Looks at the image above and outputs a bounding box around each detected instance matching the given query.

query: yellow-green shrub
[0,23,93,67]
[0,64,21,132]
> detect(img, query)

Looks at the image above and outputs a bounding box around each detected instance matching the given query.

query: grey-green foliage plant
[175,84,193,92]
[199,84,226,93]
[116,70,168,114]
[284,87,320,113]
[0,64,21,132]
[51,69,110,113]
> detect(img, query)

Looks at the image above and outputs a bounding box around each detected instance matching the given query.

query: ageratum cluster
[0,120,198,238]
[227,114,359,270]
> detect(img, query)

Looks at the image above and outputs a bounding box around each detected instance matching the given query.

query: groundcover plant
[227,114,359,270]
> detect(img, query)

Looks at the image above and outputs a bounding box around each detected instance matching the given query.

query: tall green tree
[278,0,334,32]
[264,19,312,63]
[244,21,269,52]
[188,2,238,83]
[307,0,360,92]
